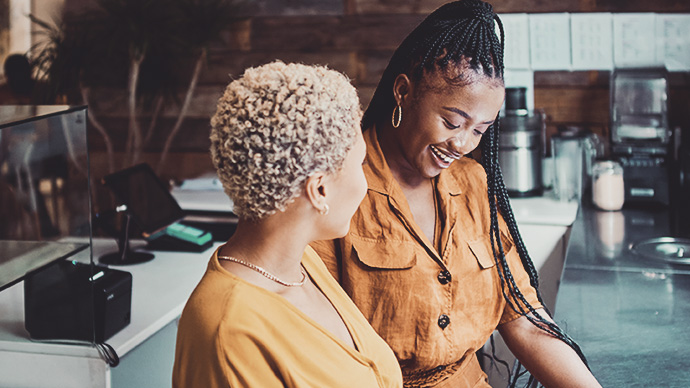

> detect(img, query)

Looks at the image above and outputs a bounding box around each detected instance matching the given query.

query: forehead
[415,69,504,111]
[417,65,503,94]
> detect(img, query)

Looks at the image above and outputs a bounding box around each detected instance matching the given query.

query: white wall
[8,0,31,55]
[7,0,65,56]
[31,0,65,37]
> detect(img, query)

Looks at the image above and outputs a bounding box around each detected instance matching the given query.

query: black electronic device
[610,68,674,206]
[24,259,132,343]
[102,163,184,236]
[98,163,211,264]
[615,154,671,206]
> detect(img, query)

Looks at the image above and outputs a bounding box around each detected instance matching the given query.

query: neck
[219,212,311,281]
[376,123,430,190]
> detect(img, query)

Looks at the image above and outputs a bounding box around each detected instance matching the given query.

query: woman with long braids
[311,1,601,387]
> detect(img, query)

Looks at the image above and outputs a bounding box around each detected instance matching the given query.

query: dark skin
[373,68,602,387]
[377,70,504,244]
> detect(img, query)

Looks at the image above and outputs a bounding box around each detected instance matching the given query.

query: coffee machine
[610,68,672,206]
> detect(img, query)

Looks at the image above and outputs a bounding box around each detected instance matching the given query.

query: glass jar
[551,134,584,202]
[592,160,625,211]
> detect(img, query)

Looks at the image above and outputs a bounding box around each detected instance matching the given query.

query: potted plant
[29,0,250,174]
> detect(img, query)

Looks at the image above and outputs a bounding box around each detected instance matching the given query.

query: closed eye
[443,118,460,130]
[474,122,493,136]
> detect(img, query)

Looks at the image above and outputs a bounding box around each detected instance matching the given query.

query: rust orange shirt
[311,127,542,387]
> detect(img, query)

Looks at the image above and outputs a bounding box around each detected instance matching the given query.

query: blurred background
[1,0,689,203]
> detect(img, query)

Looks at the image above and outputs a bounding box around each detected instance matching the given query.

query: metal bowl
[629,237,690,265]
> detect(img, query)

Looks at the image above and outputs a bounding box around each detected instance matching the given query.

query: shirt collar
[363,126,464,197]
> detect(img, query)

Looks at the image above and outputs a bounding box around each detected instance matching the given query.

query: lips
[429,145,461,165]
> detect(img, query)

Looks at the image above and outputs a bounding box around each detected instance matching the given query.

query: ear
[304,172,328,212]
[392,74,412,106]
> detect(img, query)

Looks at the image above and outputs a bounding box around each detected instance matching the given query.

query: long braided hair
[362,0,588,384]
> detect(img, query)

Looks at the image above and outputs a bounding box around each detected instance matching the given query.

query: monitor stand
[99,212,154,265]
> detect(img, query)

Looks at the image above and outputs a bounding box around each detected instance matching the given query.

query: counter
[482,194,577,387]
[554,202,690,387]
[0,239,219,388]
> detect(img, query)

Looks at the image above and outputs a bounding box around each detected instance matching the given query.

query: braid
[362,0,503,130]
[363,0,590,383]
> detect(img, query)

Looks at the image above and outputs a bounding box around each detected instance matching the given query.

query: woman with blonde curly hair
[172,61,403,388]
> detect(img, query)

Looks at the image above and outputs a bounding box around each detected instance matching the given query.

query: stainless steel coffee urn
[499,87,545,197]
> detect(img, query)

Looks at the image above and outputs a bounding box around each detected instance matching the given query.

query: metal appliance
[610,68,672,205]
[499,87,545,197]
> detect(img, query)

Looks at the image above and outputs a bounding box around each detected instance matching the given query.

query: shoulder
[180,267,278,334]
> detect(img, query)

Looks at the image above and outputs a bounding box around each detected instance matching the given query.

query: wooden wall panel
[89,151,214,181]
[249,15,422,52]
[350,0,621,14]
[87,117,215,152]
[249,0,343,16]
[87,86,223,119]
[81,0,690,181]
[353,0,448,15]
[202,52,357,85]
[353,50,395,86]
[535,88,610,125]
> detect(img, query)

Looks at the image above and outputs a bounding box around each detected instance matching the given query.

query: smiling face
[387,68,505,181]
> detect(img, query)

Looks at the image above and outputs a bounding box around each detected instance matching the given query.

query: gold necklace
[218,256,307,287]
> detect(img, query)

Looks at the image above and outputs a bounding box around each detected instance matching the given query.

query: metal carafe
[498,87,545,197]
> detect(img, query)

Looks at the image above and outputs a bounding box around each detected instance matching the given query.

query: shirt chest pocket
[467,235,514,270]
[350,235,417,269]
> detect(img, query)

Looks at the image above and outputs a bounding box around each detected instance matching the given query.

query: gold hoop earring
[319,204,329,215]
[392,104,402,128]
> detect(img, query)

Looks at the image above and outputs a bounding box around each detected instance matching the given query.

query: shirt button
[437,270,451,285]
[438,314,450,329]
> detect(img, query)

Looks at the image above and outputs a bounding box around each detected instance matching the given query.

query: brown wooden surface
[353,0,690,14]
[78,0,690,182]
[89,151,214,181]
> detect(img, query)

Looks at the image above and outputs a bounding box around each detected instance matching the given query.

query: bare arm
[498,309,602,388]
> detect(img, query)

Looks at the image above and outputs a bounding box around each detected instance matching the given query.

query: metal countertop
[554,202,690,387]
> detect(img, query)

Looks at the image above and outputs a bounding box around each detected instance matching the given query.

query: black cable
[96,342,120,367]
[29,338,120,367]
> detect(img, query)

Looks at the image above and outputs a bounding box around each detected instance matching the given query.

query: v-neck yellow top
[173,246,403,388]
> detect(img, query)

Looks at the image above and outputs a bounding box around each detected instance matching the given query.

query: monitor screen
[102,163,184,235]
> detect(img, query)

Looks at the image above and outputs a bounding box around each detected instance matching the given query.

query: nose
[448,132,468,153]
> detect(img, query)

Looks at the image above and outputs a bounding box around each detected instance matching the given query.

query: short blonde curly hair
[210,61,362,220]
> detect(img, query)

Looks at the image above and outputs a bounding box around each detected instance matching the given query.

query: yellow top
[172,246,403,388]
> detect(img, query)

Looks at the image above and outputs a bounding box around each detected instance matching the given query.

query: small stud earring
[319,204,330,215]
